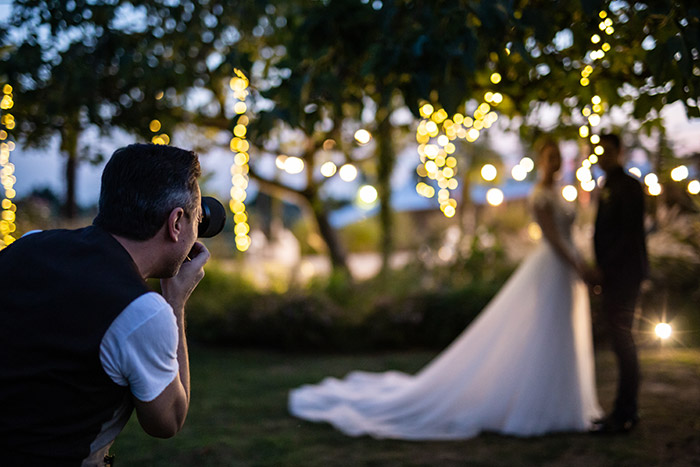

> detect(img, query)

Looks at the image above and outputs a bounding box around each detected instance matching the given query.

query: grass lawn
[112,345,700,466]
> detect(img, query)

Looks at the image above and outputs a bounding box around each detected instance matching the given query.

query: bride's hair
[534,137,560,163]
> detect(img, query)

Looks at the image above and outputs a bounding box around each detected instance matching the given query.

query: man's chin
[152,264,181,279]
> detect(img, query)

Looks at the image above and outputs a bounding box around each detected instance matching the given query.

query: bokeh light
[670,165,689,182]
[486,188,504,206]
[520,157,535,173]
[0,83,17,249]
[354,129,371,145]
[229,69,251,252]
[562,185,578,202]
[358,185,378,204]
[655,323,672,339]
[284,156,304,174]
[339,164,358,182]
[688,180,700,195]
[511,164,527,181]
[320,161,337,177]
[481,164,497,181]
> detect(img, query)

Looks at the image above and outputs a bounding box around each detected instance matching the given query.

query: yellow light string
[415,84,503,217]
[574,10,640,200]
[229,69,251,252]
[0,83,17,249]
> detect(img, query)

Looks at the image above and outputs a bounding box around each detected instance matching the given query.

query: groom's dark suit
[594,165,648,420]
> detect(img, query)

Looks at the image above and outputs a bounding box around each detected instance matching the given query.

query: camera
[198,196,227,238]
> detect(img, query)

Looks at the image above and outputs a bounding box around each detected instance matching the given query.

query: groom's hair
[599,133,621,152]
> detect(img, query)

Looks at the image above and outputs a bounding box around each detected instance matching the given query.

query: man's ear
[166,207,185,242]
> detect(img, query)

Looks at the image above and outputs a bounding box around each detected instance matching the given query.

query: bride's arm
[533,201,585,277]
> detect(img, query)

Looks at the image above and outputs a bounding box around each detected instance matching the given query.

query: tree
[0,0,263,216]
[2,0,698,269]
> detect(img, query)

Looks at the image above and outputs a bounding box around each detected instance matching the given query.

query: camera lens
[198,196,226,238]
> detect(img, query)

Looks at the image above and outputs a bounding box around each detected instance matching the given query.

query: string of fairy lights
[0,83,17,250]
[567,9,615,203]
[414,9,698,214]
[414,74,504,218]
[571,9,699,200]
[229,69,252,252]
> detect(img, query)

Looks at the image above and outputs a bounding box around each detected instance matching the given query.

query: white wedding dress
[289,186,602,440]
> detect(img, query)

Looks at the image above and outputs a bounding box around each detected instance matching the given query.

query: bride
[288,141,602,440]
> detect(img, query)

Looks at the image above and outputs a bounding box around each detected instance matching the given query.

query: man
[0,144,209,465]
[589,133,648,434]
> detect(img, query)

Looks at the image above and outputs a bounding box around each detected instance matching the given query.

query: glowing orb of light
[481,164,497,181]
[354,129,371,145]
[520,157,535,173]
[644,173,658,187]
[358,185,378,204]
[576,167,592,183]
[320,161,337,177]
[688,180,700,195]
[655,322,672,339]
[486,188,504,206]
[339,164,358,182]
[670,165,689,182]
[628,167,642,178]
[562,185,578,202]
[512,165,527,181]
[581,179,596,192]
[648,183,662,196]
[420,103,434,118]
[284,156,304,174]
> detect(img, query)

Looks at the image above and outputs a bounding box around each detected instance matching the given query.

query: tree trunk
[60,126,79,219]
[376,101,395,274]
[310,197,352,280]
[247,165,353,280]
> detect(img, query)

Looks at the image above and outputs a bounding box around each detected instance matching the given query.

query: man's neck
[110,234,161,279]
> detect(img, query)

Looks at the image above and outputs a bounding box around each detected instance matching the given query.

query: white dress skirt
[289,189,602,440]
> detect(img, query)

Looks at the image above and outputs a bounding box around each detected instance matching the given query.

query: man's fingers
[187,242,210,266]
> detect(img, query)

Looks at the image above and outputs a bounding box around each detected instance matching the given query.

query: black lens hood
[198,196,227,238]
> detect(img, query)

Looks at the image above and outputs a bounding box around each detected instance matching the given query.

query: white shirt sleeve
[100,292,179,402]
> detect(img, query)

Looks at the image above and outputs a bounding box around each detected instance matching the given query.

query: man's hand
[160,241,210,312]
[136,242,209,438]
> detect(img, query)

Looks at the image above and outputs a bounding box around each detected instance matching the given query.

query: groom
[588,133,648,434]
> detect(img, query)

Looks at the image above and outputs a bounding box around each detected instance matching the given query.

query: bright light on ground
[655,323,672,339]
